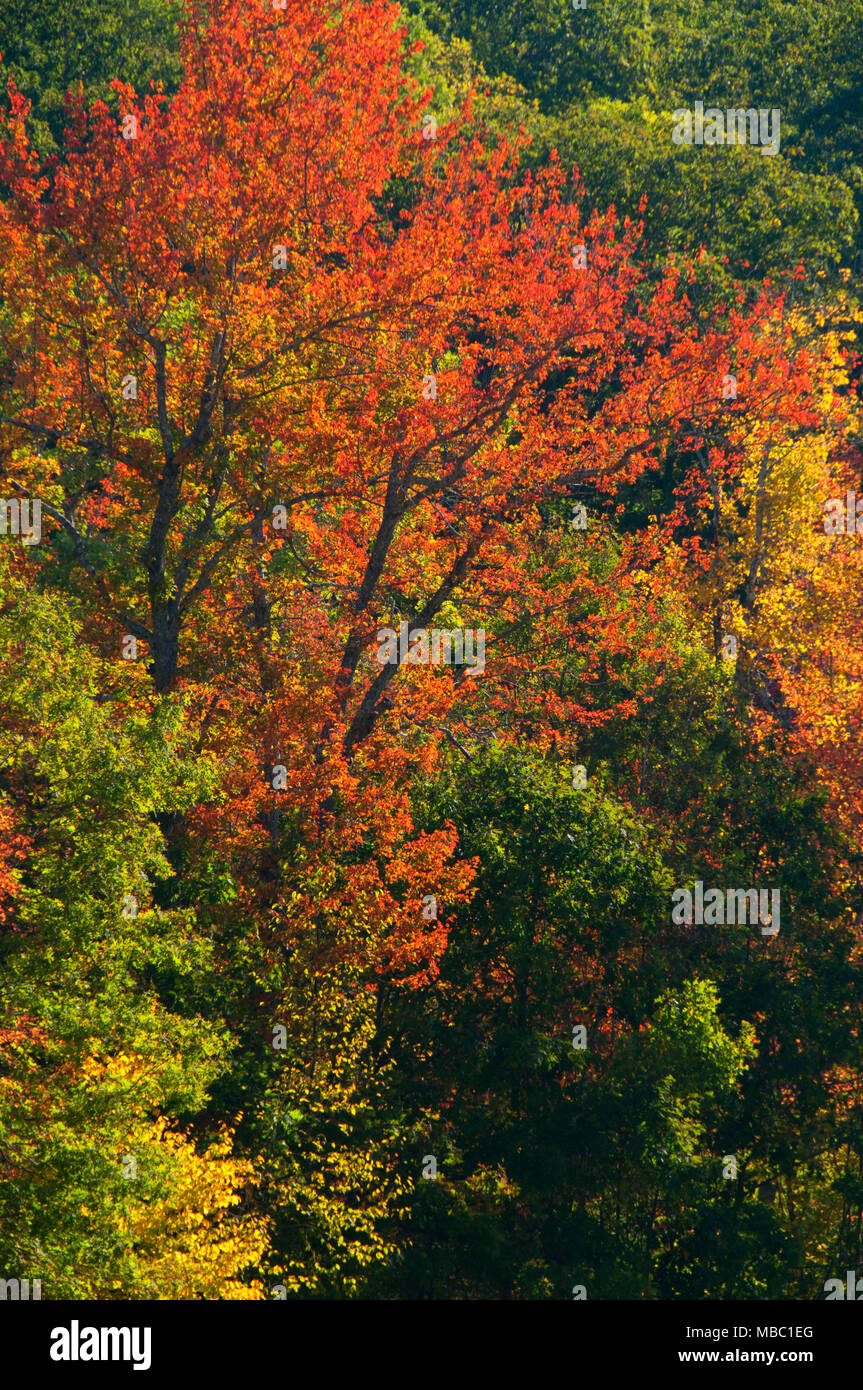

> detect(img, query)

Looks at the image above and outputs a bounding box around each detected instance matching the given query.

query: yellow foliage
[117,1118,269,1300]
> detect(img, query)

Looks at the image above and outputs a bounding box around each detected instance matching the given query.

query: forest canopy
[0,0,861,1302]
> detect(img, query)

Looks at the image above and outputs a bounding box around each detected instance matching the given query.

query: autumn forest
[1,0,862,1305]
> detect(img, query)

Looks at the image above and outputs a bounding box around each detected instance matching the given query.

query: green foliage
[362,743,860,1298]
[0,0,182,154]
[0,556,257,1296]
[412,0,863,291]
